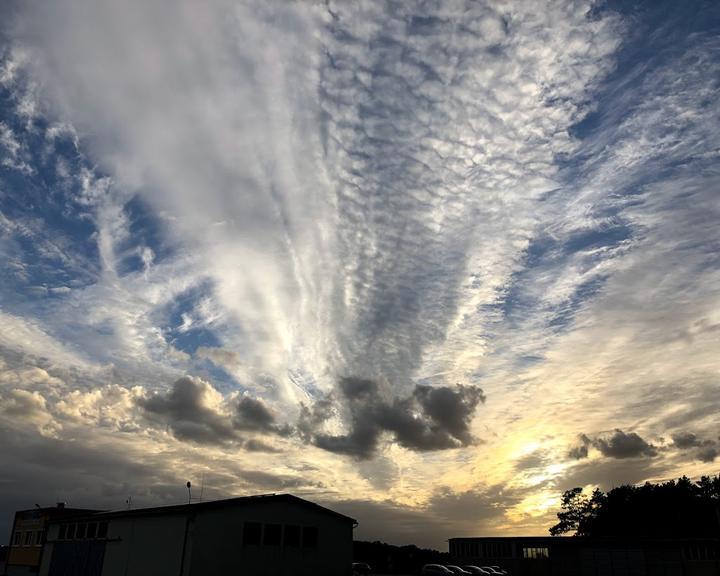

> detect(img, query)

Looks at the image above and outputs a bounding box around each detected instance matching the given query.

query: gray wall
[40,500,353,576]
[188,500,353,576]
[101,515,187,576]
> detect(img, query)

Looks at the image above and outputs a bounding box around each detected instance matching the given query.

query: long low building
[38,494,356,576]
[449,536,720,576]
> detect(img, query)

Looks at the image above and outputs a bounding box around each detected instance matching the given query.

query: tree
[549,487,605,536]
[549,475,720,538]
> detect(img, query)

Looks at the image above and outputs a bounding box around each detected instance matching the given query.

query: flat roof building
[38,494,356,576]
[449,535,720,576]
[5,504,100,576]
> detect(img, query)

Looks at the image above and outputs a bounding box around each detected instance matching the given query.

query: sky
[0,0,719,551]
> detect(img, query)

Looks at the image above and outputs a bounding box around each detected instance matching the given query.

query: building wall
[101,515,187,576]
[39,499,354,576]
[450,537,720,576]
[187,499,353,576]
[6,510,46,575]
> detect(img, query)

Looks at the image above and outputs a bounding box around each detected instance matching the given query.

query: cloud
[697,447,717,463]
[671,431,703,449]
[1,0,720,551]
[138,376,236,445]
[312,378,484,458]
[328,483,520,548]
[234,395,291,436]
[593,429,657,459]
[671,431,718,463]
[567,434,592,460]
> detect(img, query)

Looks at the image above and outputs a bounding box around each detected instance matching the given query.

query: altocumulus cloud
[1,0,720,550]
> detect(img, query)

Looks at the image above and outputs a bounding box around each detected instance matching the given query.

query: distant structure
[449,535,720,575]
[37,493,356,576]
[4,503,101,576]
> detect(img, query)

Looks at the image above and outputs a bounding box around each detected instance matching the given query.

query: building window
[302,526,318,549]
[284,525,300,547]
[264,523,282,546]
[243,522,261,546]
[24,531,33,546]
[35,530,44,546]
[76,523,87,539]
[523,547,549,559]
[87,523,97,539]
[97,522,108,539]
[13,531,22,546]
[59,525,67,540]
[66,524,75,540]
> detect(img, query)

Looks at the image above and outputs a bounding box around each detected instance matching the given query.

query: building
[4,504,100,576]
[38,493,356,576]
[449,536,720,576]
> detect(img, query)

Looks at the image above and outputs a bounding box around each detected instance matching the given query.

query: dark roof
[48,494,356,525]
[15,507,102,519]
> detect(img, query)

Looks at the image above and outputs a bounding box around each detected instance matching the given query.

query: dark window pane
[264,523,281,546]
[76,523,86,539]
[13,532,21,545]
[243,522,261,546]
[87,523,97,539]
[58,525,67,540]
[302,526,318,549]
[66,524,75,540]
[35,531,43,546]
[97,522,108,539]
[284,525,300,547]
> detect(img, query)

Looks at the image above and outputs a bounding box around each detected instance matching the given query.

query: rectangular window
[76,523,87,539]
[97,522,108,539]
[59,525,67,540]
[86,523,97,539]
[66,524,75,540]
[24,531,33,546]
[523,547,549,559]
[13,531,22,546]
[284,525,300,547]
[263,523,281,546]
[302,526,318,549]
[35,530,43,546]
[242,522,261,546]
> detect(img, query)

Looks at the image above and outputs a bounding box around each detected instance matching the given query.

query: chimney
[56,502,65,509]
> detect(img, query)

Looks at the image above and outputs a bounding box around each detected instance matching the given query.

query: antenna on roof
[199,473,204,503]
[186,481,192,505]
[126,496,132,510]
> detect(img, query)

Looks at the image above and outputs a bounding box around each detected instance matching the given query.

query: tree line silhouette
[550,475,720,538]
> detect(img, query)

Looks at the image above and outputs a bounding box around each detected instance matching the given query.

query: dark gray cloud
[139,378,293,444]
[138,376,236,445]
[671,431,703,449]
[234,396,291,436]
[671,431,718,462]
[515,450,552,470]
[560,457,671,493]
[567,434,592,460]
[697,446,717,463]
[243,439,283,453]
[593,429,657,459]
[312,378,484,459]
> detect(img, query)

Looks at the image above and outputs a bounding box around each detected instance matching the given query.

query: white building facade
[39,494,356,576]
